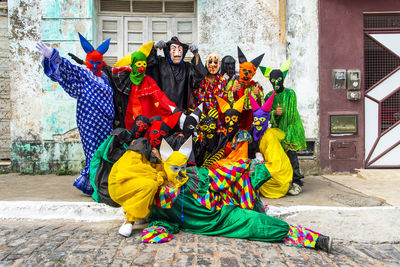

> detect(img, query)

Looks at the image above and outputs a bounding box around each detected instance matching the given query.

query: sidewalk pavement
[0,170,399,244]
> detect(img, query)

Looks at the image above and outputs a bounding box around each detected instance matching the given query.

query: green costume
[266,88,306,152]
[148,165,290,242]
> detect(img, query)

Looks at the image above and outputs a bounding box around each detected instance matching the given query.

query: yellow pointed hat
[114,41,154,67]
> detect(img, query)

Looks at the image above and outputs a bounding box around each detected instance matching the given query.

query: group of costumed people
[36,33,331,252]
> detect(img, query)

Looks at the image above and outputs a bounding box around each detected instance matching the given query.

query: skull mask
[159,137,192,188]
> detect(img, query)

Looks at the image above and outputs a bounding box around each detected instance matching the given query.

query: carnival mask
[149,112,181,149]
[249,91,275,142]
[164,36,189,65]
[170,44,183,64]
[199,108,219,141]
[179,104,203,138]
[114,41,154,85]
[259,59,291,93]
[160,137,192,188]
[130,115,150,139]
[220,55,236,77]
[216,95,245,141]
[237,47,264,85]
[78,33,110,77]
[206,53,221,75]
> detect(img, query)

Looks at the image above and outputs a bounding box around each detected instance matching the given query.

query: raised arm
[37,41,93,99]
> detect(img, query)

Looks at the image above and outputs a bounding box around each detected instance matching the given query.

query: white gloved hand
[36,41,54,59]
[255,152,264,161]
[188,44,198,56]
[155,40,166,50]
[223,73,230,81]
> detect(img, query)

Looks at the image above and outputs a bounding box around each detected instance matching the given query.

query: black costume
[146,37,207,111]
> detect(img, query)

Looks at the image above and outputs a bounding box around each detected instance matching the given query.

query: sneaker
[287,183,302,196]
[118,222,133,237]
[315,234,332,253]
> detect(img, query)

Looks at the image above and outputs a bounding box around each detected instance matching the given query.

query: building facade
[319,0,400,172]
[6,0,398,174]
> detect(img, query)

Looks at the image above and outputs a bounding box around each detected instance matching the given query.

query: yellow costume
[109,137,192,222]
[259,128,293,198]
[108,149,165,222]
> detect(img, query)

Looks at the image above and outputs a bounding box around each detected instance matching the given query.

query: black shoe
[315,234,332,253]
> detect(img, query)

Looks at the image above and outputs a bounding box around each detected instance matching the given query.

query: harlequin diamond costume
[145,161,332,252]
[104,42,176,130]
[249,92,293,198]
[146,36,207,110]
[37,33,114,195]
[226,47,265,130]
[260,59,306,189]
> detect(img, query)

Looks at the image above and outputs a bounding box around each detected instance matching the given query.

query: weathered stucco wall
[197,0,286,90]
[286,0,320,174]
[9,0,95,173]
[286,0,319,141]
[9,0,320,174]
[198,0,319,139]
[198,0,320,172]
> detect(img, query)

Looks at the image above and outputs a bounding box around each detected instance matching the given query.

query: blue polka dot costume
[42,49,114,195]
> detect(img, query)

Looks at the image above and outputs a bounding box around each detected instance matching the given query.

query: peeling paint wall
[9,0,95,173]
[198,0,319,139]
[9,0,320,173]
[198,0,320,173]
[286,0,319,141]
[197,0,286,89]
[286,0,320,173]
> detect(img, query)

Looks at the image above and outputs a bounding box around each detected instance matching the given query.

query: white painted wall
[286,0,319,140]
[9,0,43,142]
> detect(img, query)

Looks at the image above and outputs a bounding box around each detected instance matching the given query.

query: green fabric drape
[148,164,289,242]
[266,88,306,152]
[148,184,289,241]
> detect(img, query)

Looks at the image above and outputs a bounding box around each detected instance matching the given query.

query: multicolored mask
[220,55,236,77]
[206,53,221,75]
[149,112,181,149]
[259,59,291,93]
[160,137,192,188]
[249,91,275,142]
[114,41,154,85]
[199,108,219,141]
[78,33,111,77]
[164,36,189,65]
[179,104,203,138]
[130,115,150,139]
[237,47,264,85]
[216,95,246,141]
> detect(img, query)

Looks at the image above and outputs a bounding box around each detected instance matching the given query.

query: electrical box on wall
[347,69,361,100]
[347,70,361,90]
[347,90,361,100]
[332,69,347,89]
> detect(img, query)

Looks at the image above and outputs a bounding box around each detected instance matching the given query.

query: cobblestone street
[1,220,399,267]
